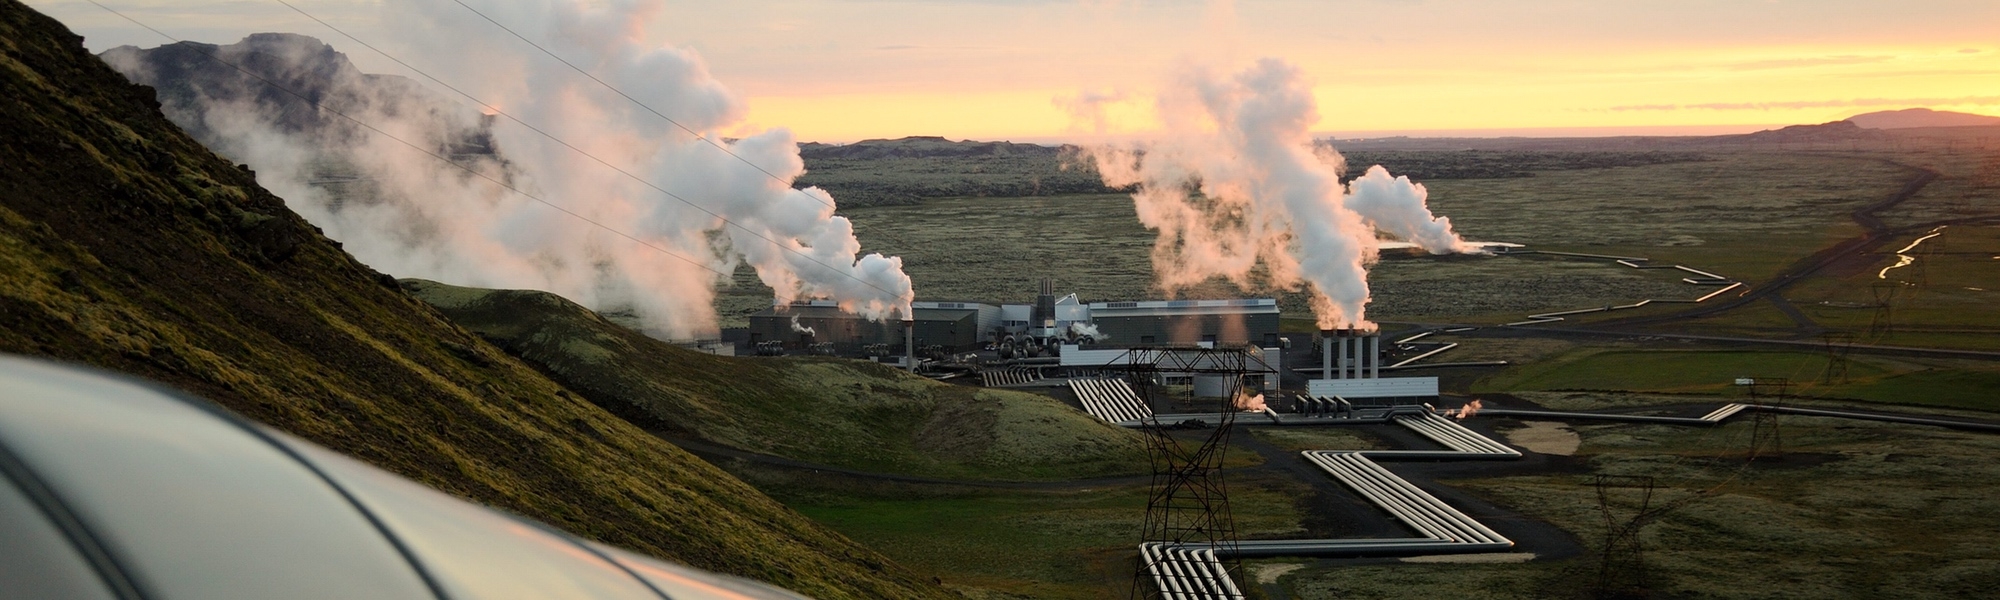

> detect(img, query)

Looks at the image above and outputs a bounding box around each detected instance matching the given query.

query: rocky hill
[100,32,496,159]
[799,136,1065,160]
[1719,119,1888,143]
[1848,108,2000,129]
[0,2,944,598]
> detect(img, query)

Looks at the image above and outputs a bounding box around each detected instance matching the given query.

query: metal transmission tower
[1746,378,1788,461]
[1867,282,1900,342]
[1821,333,1855,385]
[1590,475,1658,598]
[1109,346,1271,600]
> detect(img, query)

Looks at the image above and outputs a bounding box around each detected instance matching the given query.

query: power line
[445,0,806,202]
[441,0,925,279]
[268,0,905,302]
[82,0,733,281]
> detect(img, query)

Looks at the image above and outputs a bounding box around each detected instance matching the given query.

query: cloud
[1052,87,1128,135]
[1725,54,1893,71]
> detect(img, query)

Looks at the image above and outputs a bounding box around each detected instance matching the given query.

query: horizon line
[802,123,1800,146]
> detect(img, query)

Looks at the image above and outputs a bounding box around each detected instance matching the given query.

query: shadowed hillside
[100,32,497,159]
[0,2,945,597]
[403,279,1148,481]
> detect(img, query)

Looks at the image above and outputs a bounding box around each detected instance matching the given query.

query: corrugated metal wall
[1091,312,1281,346]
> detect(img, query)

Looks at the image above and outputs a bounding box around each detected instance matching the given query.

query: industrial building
[1306,328,1440,404]
[744,279,1284,367]
[745,300,993,354]
[1087,298,1281,347]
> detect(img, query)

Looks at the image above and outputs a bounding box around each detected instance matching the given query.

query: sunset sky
[29,0,2000,142]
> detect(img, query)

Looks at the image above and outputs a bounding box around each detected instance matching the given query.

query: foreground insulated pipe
[903,319,915,372]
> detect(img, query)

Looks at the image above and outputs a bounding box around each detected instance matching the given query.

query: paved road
[1592,159,1939,329]
[1458,324,2000,360]
[1414,157,2000,360]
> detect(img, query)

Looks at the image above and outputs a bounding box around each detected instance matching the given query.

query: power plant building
[746,300,993,352]
[746,282,1282,359]
[1308,329,1439,403]
[1086,299,1281,347]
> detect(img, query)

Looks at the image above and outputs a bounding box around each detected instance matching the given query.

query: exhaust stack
[1320,329,1337,379]
[1319,327,1379,379]
[903,319,916,372]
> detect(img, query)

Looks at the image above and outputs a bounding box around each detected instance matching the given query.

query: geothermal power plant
[736,272,2000,600]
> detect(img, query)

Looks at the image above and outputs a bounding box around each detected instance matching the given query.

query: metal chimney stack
[1320,329,1337,380]
[1317,327,1380,380]
[902,319,916,372]
[1370,332,1380,379]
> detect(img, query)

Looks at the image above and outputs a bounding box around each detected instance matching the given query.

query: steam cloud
[104,0,912,339]
[1233,389,1267,412]
[1076,59,1477,330]
[789,315,816,337]
[1068,321,1108,341]
[1449,399,1484,420]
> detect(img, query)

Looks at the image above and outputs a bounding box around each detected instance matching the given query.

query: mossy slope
[404,280,1147,481]
[0,3,944,597]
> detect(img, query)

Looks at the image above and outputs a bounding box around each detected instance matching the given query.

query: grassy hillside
[0,2,946,597]
[403,279,1147,481]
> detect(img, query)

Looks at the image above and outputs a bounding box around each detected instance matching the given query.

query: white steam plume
[789,314,816,337]
[1069,321,1108,341]
[1076,59,1477,330]
[109,1,912,339]
[1345,166,1479,255]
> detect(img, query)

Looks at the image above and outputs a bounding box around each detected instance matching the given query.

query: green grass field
[755,470,1310,600]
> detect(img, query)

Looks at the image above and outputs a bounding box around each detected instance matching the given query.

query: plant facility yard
[712,137,2000,599]
[1271,394,2000,600]
[713,388,2000,600]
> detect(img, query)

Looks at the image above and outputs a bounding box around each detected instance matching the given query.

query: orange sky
[32,0,2000,142]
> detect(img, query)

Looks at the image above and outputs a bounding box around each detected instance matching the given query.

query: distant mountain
[1720,119,1886,143]
[1847,108,2000,129]
[99,33,496,159]
[799,135,1065,160]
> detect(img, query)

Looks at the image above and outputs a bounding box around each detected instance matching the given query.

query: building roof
[1088,298,1280,317]
[754,304,974,322]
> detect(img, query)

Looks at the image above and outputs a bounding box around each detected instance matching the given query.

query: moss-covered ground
[1474,347,2000,413]
[406,280,1149,482]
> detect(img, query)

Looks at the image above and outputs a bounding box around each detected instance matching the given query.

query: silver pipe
[1307,453,1455,540]
[1350,455,1507,544]
[1202,549,1246,599]
[1333,452,1474,540]
[1326,452,1470,542]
